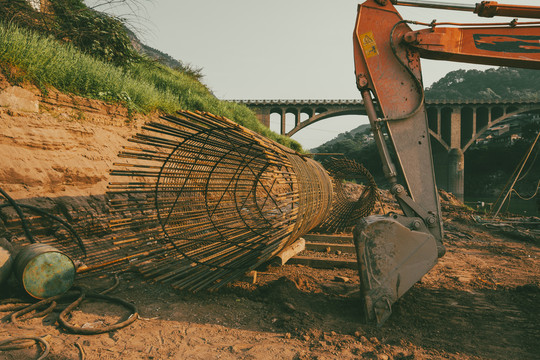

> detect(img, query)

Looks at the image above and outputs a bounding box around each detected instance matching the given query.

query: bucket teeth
[354,214,438,325]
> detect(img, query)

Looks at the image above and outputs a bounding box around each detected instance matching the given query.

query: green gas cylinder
[14,243,75,299]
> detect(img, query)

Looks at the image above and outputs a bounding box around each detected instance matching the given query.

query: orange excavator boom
[352,0,540,325]
[404,25,540,69]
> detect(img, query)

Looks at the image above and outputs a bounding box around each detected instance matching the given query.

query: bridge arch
[300,108,313,121]
[239,100,540,152]
[423,102,540,153]
[287,108,366,136]
[462,105,540,151]
[492,106,504,122]
[238,99,540,201]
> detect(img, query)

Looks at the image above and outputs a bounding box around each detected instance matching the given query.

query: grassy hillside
[0,19,301,151]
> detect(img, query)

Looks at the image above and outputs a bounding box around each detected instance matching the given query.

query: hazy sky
[90,0,533,149]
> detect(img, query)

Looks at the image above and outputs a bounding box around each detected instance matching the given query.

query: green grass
[0,22,302,151]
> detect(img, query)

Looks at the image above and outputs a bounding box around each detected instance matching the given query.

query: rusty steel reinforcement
[314,158,378,233]
[107,110,333,291]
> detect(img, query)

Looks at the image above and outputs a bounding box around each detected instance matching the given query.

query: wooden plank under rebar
[287,255,358,269]
[304,242,356,254]
[302,234,353,243]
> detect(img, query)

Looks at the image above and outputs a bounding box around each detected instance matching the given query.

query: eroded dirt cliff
[0,74,154,201]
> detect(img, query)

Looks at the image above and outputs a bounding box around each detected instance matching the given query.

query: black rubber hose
[0,203,87,257]
[7,276,138,335]
[0,188,35,243]
[57,286,138,335]
[10,294,63,328]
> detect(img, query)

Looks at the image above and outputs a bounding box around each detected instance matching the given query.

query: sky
[89,0,534,149]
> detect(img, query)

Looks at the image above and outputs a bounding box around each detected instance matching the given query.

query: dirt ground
[1,207,539,360]
[0,72,539,360]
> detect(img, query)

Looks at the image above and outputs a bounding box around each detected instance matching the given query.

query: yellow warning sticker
[360,31,379,58]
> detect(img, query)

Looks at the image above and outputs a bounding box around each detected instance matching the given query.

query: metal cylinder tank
[14,243,75,299]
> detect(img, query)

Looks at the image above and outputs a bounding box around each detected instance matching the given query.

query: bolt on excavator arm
[353,0,540,325]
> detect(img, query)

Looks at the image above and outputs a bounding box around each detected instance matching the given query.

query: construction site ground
[2,208,539,360]
[0,76,539,359]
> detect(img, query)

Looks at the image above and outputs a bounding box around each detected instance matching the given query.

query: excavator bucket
[353,214,438,325]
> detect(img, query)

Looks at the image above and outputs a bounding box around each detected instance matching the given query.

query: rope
[0,203,87,256]
[517,146,539,182]
[0,299,32,312]
[0,336,50,360]
[8,274,137,334]
[57,287,138,335]
[75,342,86,360]
[10,296,61,328]
[1,273,138,357]
[492,131,540,218]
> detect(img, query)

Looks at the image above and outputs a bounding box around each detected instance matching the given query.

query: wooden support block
[288,256,358,269]
[272,238,306,266]
[305,242,356,254]
[303,234,353,244]
[244,270,257,284]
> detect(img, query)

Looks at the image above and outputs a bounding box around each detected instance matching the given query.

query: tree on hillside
[1,0,140,65]
[83,0,151,33]
[426,67,540,101]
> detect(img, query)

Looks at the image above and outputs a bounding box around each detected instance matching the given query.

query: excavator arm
[353,0,540,325]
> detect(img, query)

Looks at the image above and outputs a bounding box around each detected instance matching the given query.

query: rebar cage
[107,111,333,291]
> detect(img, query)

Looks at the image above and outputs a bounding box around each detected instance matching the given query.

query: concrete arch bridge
[235,99,540,200]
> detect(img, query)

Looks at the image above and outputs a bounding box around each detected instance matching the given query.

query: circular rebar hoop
[314,158,378,233]
[107,111,334,291]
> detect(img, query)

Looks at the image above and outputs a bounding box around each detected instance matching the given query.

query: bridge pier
[448,110,464,201]
[294,109,301,127]
[448,148,465,201]
[253,108,271,128]
[432,147,465,202]
[280,109,286,135]
[431,107,466,201]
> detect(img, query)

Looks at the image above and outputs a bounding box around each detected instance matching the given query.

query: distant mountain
[125,29,176,67]
[310,123,371,152]
[425,67,540,101]
[125,28,202,78]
